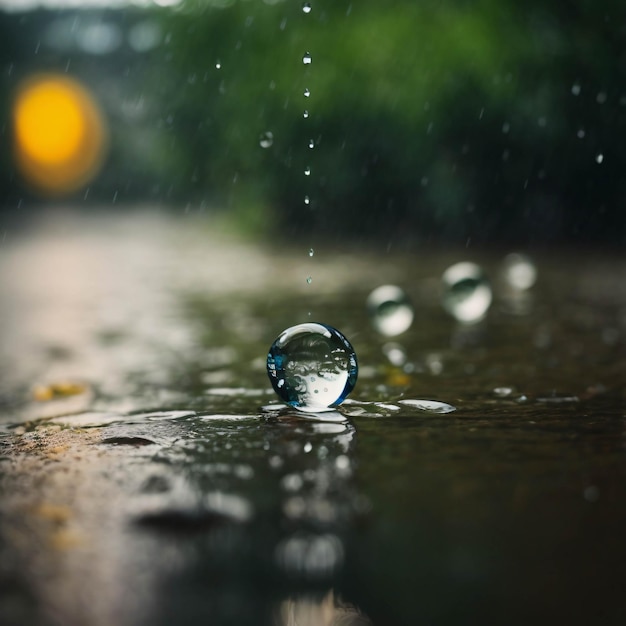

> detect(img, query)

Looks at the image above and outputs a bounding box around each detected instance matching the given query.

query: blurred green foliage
[1,0,626,245]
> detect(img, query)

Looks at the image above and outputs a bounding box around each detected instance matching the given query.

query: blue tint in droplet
[267,323,358,412]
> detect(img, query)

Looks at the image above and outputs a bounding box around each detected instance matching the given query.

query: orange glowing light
[13,74,108,195]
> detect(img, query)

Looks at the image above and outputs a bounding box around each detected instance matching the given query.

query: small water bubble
[596,153,604,164]
[302,52,312,65]
[308,248,314,257]
[303,110,309,119]
[308,138,315,149]
[502,253,537,291]
[259,131,274,148]
[302,2,312,13]
[441,262,492,323]
[367,285,414,336]
[267,323,358,412]
[304,166,311,176]
[306,276,312,284]
[304,88,311,98]
[304,195,310,205]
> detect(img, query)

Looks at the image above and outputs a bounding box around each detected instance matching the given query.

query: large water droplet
[502,253,537,291]
[441,262,492,323]
[302,52,312,65]
[302,2,312,14]
[366,285,414,336]
[259,131,274,149]
[267,323,358,413]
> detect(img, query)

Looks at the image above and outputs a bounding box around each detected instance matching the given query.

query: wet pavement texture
[0,210,625,626]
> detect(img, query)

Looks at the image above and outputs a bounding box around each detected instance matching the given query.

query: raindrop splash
[366,285,414,337]
[266,323,358,413]
[441,262,492,323]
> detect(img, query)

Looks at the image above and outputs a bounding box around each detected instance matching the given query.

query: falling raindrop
[259,131,274,149]
[304,166,311,176]
[303,110,310,119]
[302,2,312,13]
[304,88,311,98]
[308,248,314,257]
[302,52,312,65]
[215,60,221,69]
[304,195,310,205]
[502,253,537,291]
[596,153,604,164]
[308,139,315,149]
[306,276,312,284]
[366,285,414,337]
[267,323,358,412]
[441,262,492,323]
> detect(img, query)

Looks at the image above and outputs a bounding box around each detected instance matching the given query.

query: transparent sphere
[502,253,537,291]
[267,323,358,412]
[441,262,492,323]
[366,285,414,336]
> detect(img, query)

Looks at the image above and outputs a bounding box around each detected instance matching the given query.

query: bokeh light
[12,74,108,195]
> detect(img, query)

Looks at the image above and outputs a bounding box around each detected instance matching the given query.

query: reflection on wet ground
[0,210,625,625]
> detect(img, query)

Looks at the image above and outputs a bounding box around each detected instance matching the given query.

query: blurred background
[1,0,625,247]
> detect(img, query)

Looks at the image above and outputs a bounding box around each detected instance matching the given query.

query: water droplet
[259,131,274,149]
[303,110,310,119]
[304,166,311,176]
[215,61,221,69]
[308,139,315,149]
[571,82,581,96]
[302,52,312,65]
[302,2,312,13]
[596,153,604,164]
[308,248,314,257]
[306,276,312,284]
[382,342,407,366]
[398,399,456,414]
[366,285,414,336]
[304,195,310,205]
[304,88,311,98]
[577,128,585,139]
[441,262,492,323]
[267,323,358,413]
[502,253,537,291]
